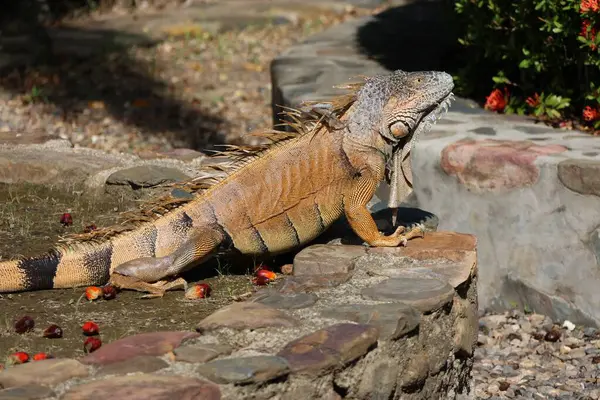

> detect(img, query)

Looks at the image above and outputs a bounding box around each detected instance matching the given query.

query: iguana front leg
[109,228,224,297]
[344,173,424,247]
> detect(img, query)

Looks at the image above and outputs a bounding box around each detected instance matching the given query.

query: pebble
[475,310,600,399]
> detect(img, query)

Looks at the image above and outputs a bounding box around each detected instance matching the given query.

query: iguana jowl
[0,70,454,296]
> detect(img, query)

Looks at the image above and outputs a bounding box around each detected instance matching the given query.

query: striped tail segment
[0,241,113,293]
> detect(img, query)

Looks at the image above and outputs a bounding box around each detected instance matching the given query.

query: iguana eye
[389,121,410,138]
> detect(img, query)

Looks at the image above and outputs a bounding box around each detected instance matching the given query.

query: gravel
[475,310,600,399]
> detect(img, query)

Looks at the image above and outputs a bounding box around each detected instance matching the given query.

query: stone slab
[0,358,88,388]
[174,344,233,364]
[292,244,366,276]
[195,356,290,384]
[81,331,199,365]
[95,356,169,377]
[321,302,421,339]
[0,385,54,400]
[61,374,220,400]
[361,277,455,313]
[196,302,299,332]
[277,323,379,374]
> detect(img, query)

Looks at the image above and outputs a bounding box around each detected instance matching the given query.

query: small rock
[61,374,220,400]
[528,314,546,326]
[562,320,576,331]
[563,336,583,348]
[0,359,88,388]
[400,351,429,388]
[480,315,508,330]
[196,302,298,332]
[570,348,587,359]
[195,356,290,384]
[174,344,233,363]
[584,327,598,338]
[487,383,500,395]
[559,345,571,354]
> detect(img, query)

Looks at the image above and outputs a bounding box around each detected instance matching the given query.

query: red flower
[525,93,541,107]
[581,20,598,50]
[583,106,600,121]
[484,88,508,112]
[581,0,599,13]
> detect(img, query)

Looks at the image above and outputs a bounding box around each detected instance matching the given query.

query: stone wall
[0,232,478,399]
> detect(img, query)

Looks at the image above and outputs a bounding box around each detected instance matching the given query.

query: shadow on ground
[0,1,226,150]
[355,0,464,75]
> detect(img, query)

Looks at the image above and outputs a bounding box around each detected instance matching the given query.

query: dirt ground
[0,182,265,360]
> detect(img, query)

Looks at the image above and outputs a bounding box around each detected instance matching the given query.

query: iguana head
[351,70,454,144]
[349,70,455,208]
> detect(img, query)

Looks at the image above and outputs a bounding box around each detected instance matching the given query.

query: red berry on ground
[184,283,212,300]
[252,275,271,286]
[85,286,103,301]
[82,321,99,336]
[83,337,102,354]
[43,324,63,339]
[255,268,276,282]
[32,352,52,361]
[102,285,117,300]
[14,316,35,334]
[60,213,73,226]
[83,224,97,233]
[7,352,29,365]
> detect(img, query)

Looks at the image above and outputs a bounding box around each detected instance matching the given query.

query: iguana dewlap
[0,70,454,296]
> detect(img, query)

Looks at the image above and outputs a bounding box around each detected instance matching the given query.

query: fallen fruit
[84,337,102,354]
[14,316,35,334]
[255,268,277,282]
[60,212,73,226]
[185,283,212,299]
[43,324,63,339]
[32,353,52,361]
[82,321,99,336]
[544,329,561,342]
[83,224,97,233]
[252,276,271,286]
[6,352,29,365]
[102,285,117,300]
[85,286,103,301]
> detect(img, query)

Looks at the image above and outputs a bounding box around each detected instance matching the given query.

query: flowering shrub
[453,0,600,131]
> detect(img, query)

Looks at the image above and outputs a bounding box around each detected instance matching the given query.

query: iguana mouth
[414,92,455,133]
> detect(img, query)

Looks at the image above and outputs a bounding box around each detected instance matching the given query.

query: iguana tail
[0,241,113,293]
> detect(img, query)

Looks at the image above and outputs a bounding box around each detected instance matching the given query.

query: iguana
[0,69,454,297]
